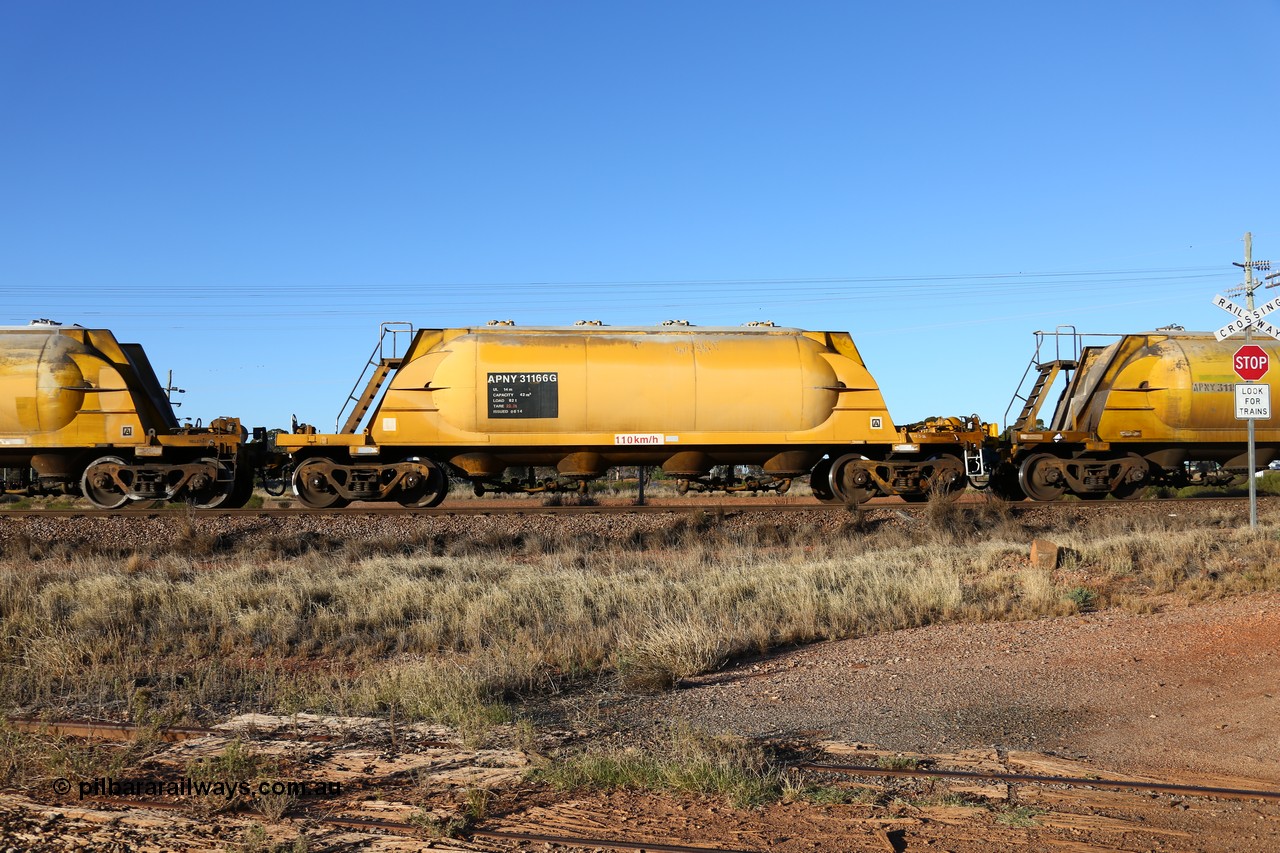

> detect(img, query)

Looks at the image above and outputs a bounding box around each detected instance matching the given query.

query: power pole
[1230,232,1275,529]
[1244,233,1257,530]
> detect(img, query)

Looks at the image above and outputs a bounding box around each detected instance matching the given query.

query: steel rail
[6,717,342,744]
[6,716,465,749]
[7,718,214,742]
[0,503,823,518]
[473,828,758,852]
[801,762,1280,802]
[0,494,1272,520]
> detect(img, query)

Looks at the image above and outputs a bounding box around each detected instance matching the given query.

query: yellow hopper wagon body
[276,322,994,507]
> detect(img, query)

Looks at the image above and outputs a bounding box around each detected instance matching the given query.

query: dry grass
[534,724,787,808]
[1,501,1279,738]
[0,719,165,790]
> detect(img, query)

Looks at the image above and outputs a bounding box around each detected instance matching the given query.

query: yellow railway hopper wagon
[0,321,255,509]
[998,329,1280,501]
[277,321,993,507]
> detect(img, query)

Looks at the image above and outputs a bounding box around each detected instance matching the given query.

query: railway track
[801,761,1280,803]
[55,795,760,853]
[0,493,1274,520]
[3,502,823,519]
[21,716,1279,805]
[14,715,1280,853]
[10,717,760,852]
[12,712,1280,845]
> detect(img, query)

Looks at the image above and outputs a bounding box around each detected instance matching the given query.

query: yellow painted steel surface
[0,326,150,451]
[357,325,898,449]
[0,331,87,433]
[0,326,234,458]
[1054,332,1280,441]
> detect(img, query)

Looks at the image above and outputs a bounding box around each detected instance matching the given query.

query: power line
[0,264,1230,295]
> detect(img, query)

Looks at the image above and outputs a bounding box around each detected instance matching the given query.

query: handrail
[334,322,415,433]
[1004,327,1136,430]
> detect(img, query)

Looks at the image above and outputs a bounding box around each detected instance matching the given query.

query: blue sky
[3,1,1278,430]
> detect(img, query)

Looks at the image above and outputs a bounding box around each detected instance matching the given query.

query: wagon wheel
[1111,482,1144,500]
[828,454,878,506]
[808,458,835,502]
[80,456,130,510]
[986,464,1025,502]
[222,463,257,509]
[188,457,236,509]
[292,458,350,509]
[1018,453,1067,502]
[396,457,448,508]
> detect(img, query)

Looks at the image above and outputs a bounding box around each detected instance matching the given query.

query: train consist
[2,319,1277,510]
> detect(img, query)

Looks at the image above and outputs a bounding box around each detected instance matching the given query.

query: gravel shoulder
[615,592,1280,784]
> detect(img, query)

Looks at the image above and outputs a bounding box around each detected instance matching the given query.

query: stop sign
[1234,344,1270,381]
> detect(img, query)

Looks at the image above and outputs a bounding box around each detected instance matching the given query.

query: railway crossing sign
[1233,344,1270,381]
[1212,293,1280,341]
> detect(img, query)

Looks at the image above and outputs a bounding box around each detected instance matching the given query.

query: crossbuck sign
[1213,294,1280,341]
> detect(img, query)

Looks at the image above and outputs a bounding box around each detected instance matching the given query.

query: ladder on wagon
[1004,326,1080,433]
[335,322,415,434]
